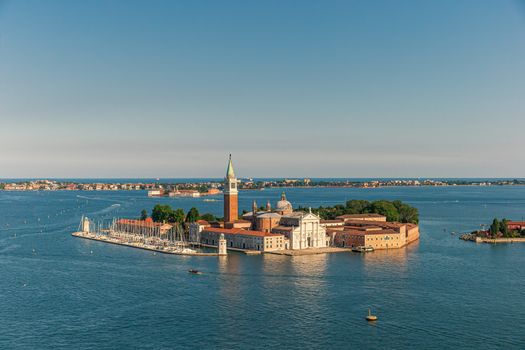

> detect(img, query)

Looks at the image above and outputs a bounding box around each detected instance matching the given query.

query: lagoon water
[0,186,524,349]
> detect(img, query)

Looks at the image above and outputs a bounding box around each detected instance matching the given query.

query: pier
[72,231,221,256]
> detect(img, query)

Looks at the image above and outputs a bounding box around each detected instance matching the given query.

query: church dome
[276,192,292,211]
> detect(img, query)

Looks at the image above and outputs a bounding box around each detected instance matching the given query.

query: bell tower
[224,154,238,224]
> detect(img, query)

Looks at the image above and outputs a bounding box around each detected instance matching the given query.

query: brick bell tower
[224,154,238,225]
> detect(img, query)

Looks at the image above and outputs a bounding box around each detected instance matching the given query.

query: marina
[72,216,223,256]
[71,231,220,256]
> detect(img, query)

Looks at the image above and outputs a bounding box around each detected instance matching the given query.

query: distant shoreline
[2,183,525,192]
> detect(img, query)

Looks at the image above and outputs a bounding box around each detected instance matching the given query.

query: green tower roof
[226,154,235,179]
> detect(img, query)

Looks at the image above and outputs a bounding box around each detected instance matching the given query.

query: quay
[266,247,350,256]
[198,242,262,255]
[460,233,525,244]
[71,231,222,256]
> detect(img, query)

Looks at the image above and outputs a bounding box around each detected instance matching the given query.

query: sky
[0,0,524,178]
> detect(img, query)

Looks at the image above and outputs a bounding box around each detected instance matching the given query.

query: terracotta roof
[196,220,210,225]
[344,225,383,231]
[336,213,386,219]
[320,220,344,223]
[257,213,282,219]
[338,229,398,236]
[343,220,407,229]
[117,219,172,228]
[272,226,293,231]
[203,227,282,237]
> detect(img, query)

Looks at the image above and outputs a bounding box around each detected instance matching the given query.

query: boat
[188,269,202,275]
[352,246,375,253]
[203,199,218,202]
[179,248,197,254]
[366,308,378,322]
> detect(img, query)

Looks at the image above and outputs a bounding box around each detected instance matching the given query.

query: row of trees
[298,199,419,224]
[141,205,217,224]
[488,218,524,238]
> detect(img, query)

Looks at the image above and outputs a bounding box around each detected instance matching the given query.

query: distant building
[168,189,200,197]
[148,189,164,197]
[507,221,525,231]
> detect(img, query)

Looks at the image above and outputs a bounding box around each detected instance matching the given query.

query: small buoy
[90,250,93,254]
[23,283,27,287]
[32,249,36,254]
[366,308,377,322]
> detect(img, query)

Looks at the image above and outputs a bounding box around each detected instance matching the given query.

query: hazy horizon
[1,0,524,178]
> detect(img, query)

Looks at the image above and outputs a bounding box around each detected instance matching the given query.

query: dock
[71,232,221,256]
[460,234,525,244]
[198,243,262,255]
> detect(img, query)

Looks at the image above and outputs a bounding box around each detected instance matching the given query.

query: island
[460,219,525,243]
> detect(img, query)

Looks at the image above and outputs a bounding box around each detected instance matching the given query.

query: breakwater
[460,233,525,244]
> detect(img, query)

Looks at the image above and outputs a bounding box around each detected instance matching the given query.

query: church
[189,155,329,251]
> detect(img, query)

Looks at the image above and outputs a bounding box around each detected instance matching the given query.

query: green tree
[345,200,370,214]
[151,204,173,223]
[200,213,216,222]
[489,218,500,237]
[393,200,419,224]
[197,185,209,193]
[499,218,509,237]
[186,207,200,222]
[170,208,186,224]
[367,200,400,222]
[140,209,148,220]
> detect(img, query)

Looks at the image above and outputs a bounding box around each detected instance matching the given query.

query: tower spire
[226,154,235,179]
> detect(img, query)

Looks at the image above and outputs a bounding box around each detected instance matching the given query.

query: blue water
[0,187,524,349]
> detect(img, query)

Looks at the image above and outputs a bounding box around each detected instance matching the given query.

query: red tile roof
[508,221,525,225]
[117,219,170,228]
[338,229,398,236]
[343,220,407,229]
[336,214,386,219]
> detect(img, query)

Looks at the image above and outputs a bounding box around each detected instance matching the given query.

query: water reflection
[362,245,410,267]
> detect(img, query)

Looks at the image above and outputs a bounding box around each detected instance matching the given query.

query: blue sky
[0,0,524,178]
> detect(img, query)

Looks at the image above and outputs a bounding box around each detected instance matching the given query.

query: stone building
[242,194,328,250]
[272,211,329,249]
[330,220,420,249]
[198,227,285,252]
